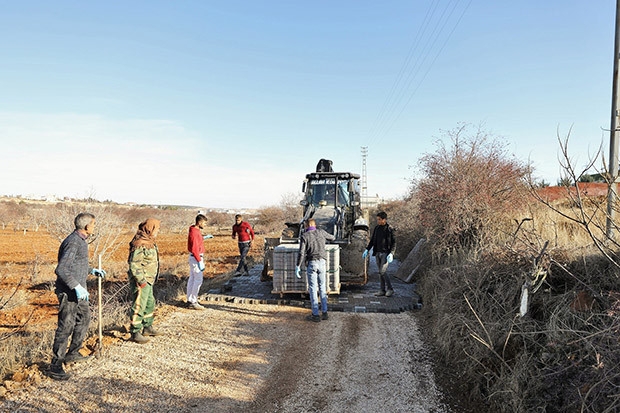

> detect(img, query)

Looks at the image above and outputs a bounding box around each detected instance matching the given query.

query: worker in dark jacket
[49,212,106,380]
[295,218,336,322]
[363,211,396,297]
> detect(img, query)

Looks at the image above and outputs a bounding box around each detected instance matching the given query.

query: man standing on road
[231,214,254,276]
[363,211,396,297]
[187,214,209,310]
[295,218,335,322]
[48,212,106,380]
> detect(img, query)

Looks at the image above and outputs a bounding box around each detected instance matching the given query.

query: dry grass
[393,194,620,413]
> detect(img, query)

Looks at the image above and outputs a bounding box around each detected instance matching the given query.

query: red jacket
[232,221,254,243]
[188,225,205,261]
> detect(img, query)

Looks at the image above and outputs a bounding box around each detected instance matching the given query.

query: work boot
[374,291,386,297]
[306,314,321,323]
[385,290,394,297]
[48,363,70,381]
[321,312,329,320]
[64,352,91,364]
[130,331,150,344]
[142,326,161,337]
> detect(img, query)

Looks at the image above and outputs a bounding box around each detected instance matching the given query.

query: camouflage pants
[129,279,155,334]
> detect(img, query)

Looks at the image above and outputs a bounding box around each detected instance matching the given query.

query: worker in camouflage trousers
[128,218,161,344]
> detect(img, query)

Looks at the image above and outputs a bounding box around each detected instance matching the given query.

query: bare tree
[45,201,125,266]
[527,129,620,268]
[279,192,303,223]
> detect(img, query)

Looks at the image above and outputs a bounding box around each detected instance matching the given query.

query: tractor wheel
[340,229,369,282]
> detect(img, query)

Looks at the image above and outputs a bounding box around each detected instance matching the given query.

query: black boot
[48,363,70,380]
[64,351,91,364]
[142,326,161,337]
[130,331,150,344]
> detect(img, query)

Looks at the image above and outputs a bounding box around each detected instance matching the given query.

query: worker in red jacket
[187,214,211,309]
[232,214,254,276]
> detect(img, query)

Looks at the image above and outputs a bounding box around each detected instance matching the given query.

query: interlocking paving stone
[203,258,422,314]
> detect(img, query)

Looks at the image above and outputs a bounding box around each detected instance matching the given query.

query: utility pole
[361,146,368,208]
[607,0,620,238]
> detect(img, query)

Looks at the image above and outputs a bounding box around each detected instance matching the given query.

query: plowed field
[0,228,264,335]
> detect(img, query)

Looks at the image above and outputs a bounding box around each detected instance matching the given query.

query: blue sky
[0,1,615,208]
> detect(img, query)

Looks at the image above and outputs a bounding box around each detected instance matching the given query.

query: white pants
[187,255,204,304]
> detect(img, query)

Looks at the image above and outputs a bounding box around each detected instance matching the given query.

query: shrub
[412,123,529,252]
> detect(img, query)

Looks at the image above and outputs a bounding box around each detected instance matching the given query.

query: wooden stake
[97,254,103,357]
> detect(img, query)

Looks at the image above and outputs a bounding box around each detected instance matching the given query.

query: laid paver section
[204,258,423,313]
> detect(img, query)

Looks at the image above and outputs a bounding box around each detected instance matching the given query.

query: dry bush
[412,123,529,252]
[255,206,288,235]
[0,200,28,230]
[118,205,193,231]
[0,331,54,380]
[420,209,618,411]
[389,126,619,412]
[206,211,235,232]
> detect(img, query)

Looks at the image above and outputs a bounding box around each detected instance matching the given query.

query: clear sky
[0,1,615,209]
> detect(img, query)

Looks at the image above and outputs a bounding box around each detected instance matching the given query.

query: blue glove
[75,285,89,301]
[203,234,214,240]
[362,249,369,259]
[90,268,106,278]
[198,259,205,272]
[295,266,301,279]
[387,253,393,263]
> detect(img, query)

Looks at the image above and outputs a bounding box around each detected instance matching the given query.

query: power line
[366,0,441,141]
[366,0,472,147]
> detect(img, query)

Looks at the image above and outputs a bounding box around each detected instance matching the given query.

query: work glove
[90,268,106,278]
[203,234,214,240]
[387,253,394,263]
[75,285,89,301]
[198,259,205,272]
[295,266,301,279]
[362,249,369,259]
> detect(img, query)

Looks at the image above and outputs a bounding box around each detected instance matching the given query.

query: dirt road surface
[2,301,450,413]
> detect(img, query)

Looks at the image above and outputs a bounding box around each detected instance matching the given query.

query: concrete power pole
[607,0,620,238]
[361,146,368,208]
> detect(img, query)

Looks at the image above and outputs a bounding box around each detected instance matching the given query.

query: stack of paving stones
[204,258,423,314]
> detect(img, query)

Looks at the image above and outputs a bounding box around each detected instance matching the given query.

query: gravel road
[2,300,450,413]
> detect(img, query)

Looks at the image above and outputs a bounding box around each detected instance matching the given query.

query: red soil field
[0,229,264,335]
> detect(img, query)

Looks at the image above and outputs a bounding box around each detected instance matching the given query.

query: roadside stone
[3,381,21,392]
[11,370,26,383]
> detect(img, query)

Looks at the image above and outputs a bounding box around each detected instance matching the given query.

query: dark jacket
[297,227,336,266]
[366,223,396,256]
[54,230,90,295]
